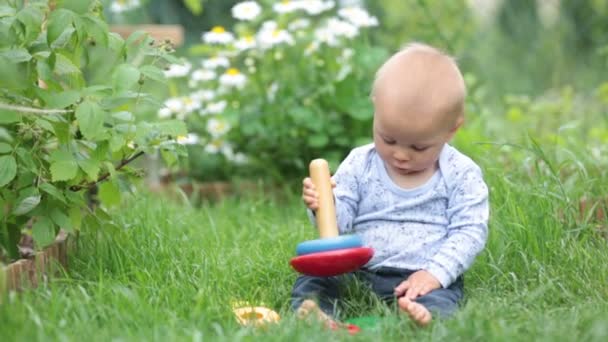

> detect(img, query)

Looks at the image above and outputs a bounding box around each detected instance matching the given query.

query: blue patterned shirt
[309,143,489,287]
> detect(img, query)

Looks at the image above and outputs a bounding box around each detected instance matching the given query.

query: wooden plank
[3,230,70,294]
[0,264,6,304]
[110,24,185,46]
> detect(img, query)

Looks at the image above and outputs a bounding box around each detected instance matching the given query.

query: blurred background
[102,0,608,193]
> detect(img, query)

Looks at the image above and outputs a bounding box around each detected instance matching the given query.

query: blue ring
[296,235,363,256]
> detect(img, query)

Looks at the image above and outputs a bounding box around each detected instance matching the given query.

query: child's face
[372,101,461,176]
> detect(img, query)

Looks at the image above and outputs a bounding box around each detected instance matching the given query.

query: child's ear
[447,115,464,139]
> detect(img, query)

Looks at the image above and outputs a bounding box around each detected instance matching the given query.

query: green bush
[0,0,186,261]
[157,1,388,182]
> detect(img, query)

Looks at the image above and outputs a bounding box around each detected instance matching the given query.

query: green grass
[2,146,608,341]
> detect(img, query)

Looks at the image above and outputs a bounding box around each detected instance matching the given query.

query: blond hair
[371,42,466,121]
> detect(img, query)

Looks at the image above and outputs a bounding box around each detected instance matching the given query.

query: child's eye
[382,137,396,145]
[412,145,429,152]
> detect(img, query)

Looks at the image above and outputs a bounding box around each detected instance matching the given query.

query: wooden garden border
[110,24,185,46]
[0,230,70,302]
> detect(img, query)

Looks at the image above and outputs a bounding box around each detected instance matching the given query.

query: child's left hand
[394,270,441,300]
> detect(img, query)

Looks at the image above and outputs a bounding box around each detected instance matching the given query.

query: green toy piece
[345,315,381,330]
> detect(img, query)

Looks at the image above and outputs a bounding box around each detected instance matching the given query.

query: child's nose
[393,149,410,162]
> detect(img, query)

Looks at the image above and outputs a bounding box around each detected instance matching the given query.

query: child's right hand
[302,177,336,211]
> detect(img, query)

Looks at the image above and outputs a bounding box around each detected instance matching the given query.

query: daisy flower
[164,62,192,78]
[110,0,141,13]
[337,7,378,27]
[301,0,334,15]
[232,1,262,21]
[177,133,200,145]
[202,56,230,69]
[207,118,232,137]
[219,68,247,89]
[202,26,235,44]
[235,35,256,51]
[273,0,299,13]
[202,100,227,115]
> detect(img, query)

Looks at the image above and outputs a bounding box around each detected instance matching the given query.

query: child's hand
[302,177,336,211]
[394,270,441,300]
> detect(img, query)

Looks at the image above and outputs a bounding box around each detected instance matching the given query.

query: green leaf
[112,64,141,93]
[346,98,373,121]
[44,90,81,109]
[0,111,21,124]
[52,26,76,50]
[0,47,32,62]
[50,149,78,181]
[76,100,106,140]
[78,158,100,181]
[307,135,329,148]
[57,0,93,14]
[0,127,13,142]
[184,0,203,15]
[16,6,43,43]
[15,147,36,172]
[0,142,11,154]
[50,208,73,232]
[39,183,67,204]
[157,120,188,137]
[140,65,166,83]
[109,135,125,152]
[47,9,75,47]
[98,180,121,207]
[0,56,29,90]
[32,216,56,248]
[35,118,55,133]
[82,14,108,47]
[112,111,134,122]
[54,52,81,75]
[0,5,16,18]
[12,195,41,215]
[0,155,17,187]
[69,206,82,231]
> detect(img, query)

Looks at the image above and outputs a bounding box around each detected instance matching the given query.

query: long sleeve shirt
[309,143,489,288]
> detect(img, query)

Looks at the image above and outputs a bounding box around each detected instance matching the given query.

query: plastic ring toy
[296,235,363,256]
[233,306,280,326]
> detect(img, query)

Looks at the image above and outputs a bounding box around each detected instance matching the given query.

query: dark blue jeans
[291,267,464,319]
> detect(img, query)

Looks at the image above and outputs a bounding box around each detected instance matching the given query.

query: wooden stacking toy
[290,159,373,277]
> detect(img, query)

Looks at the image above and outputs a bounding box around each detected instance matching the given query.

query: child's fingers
[394,280,409,296]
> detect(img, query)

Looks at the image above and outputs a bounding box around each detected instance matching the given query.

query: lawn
[2,144,608,341]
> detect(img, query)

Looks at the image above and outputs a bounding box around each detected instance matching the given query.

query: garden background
[1,0,608,340]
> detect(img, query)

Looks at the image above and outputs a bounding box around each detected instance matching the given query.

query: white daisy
[232,1,262,21]
[110,0,141,13]
[189,69,216,87]
[337,7,378,27]
[204,139,227,154]
[326,17,359,39]
[164,62,191,78]
[202,100,227,115]
[235,35,256,51]
[273,0,299,13]
[177,133,200,145]
[288,18,311,31]
[257,27,294,49]
[207,118,231,137]
[191,89,216,102]
[163,98,185,114]
[202,26,235,44]
[158,107,172,119]
[300,0,334,15]
[219,68,247,89]
[202,56,230,69]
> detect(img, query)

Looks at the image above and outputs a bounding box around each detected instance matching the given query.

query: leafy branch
[0,102,73,115]
[69,151,145,191]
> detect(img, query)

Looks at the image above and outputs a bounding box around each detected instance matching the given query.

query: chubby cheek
[373,137,392,161]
